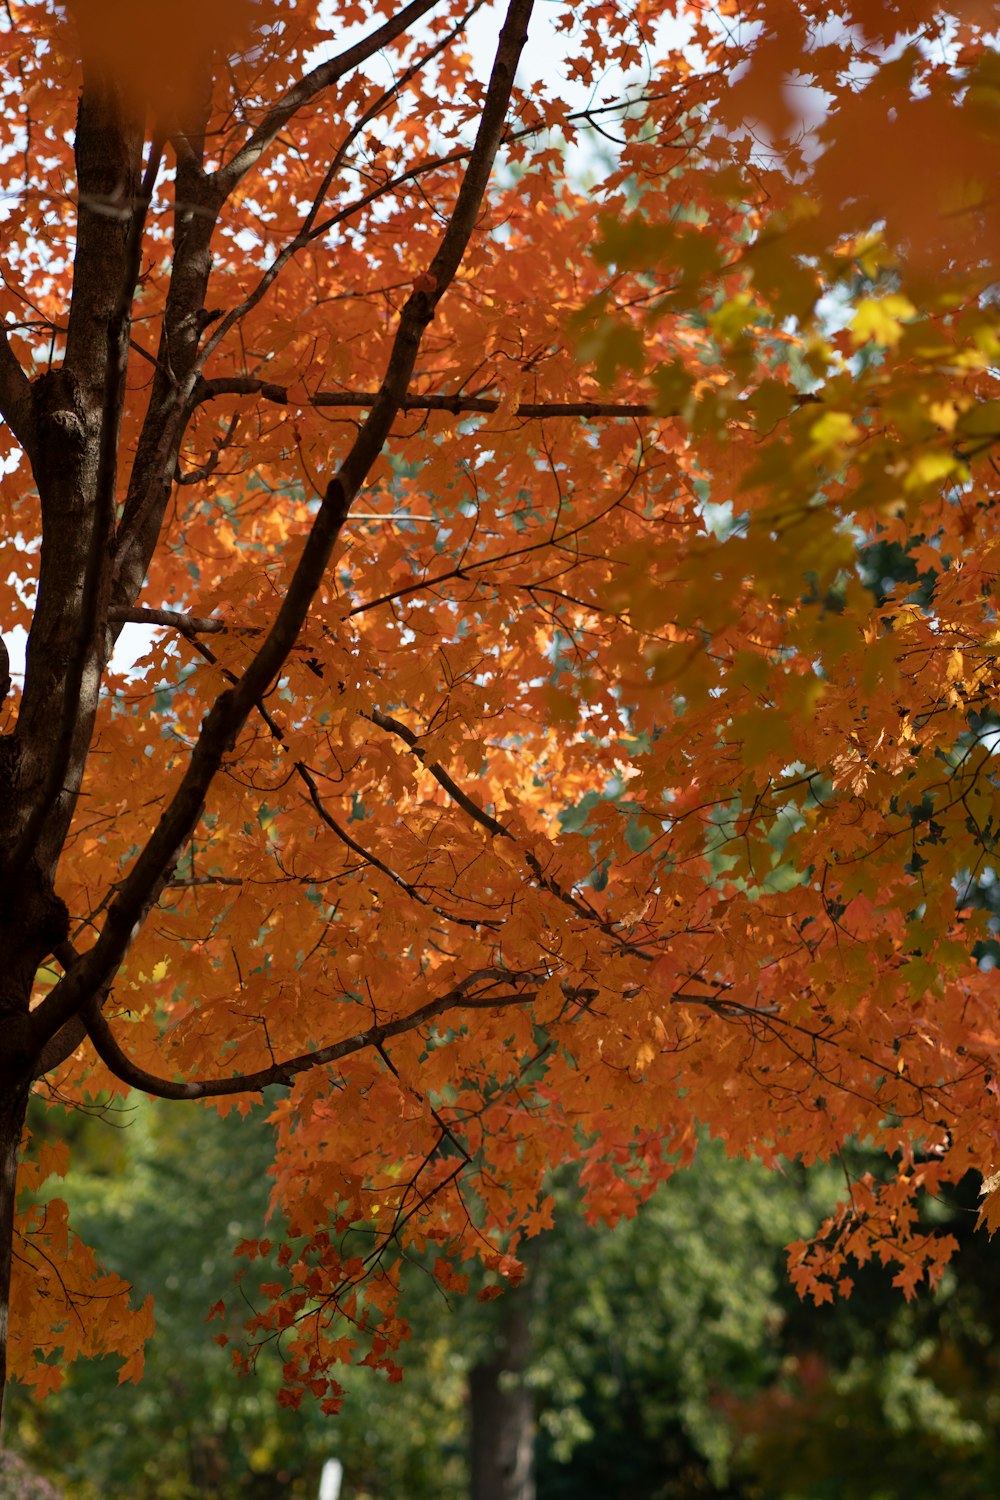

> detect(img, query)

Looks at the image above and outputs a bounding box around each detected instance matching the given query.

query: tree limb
[33,940,114,1078]
[197,380,654,421]
[30,0,537,1050]
[31,1017,89,1080]
[4,79,146,902]
[296,758,499,931]
[0,325,35,455]
[112,84,222,616]
[171,617,505,934]
[77,971,774,1104]
[107,605,227,634]
[200,3,487,377]
[81,968,542,1101]
[213,0,445,198]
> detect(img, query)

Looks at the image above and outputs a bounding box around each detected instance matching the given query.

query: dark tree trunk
[469,1285,536,1500]
[0,64,143,1435]
[0,1081,30,1432]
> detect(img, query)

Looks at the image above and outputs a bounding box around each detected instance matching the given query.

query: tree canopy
[0,0,998,1423]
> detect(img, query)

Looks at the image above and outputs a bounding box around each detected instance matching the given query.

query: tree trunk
[0,1080,30,1433]
[0,66,142,1435]
[469,1285,536,1500]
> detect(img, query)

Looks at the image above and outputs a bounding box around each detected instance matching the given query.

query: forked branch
[30,0,537,1050]
[214,0,445,197]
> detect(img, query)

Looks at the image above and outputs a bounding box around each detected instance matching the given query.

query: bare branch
[107,605,227,634]
[197,379,654,421]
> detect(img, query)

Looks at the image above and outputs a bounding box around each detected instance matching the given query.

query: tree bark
[0,1081,30,1433]
[469,1286,536,1500]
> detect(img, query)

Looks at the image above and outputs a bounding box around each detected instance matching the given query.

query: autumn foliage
[0,0,998,1418]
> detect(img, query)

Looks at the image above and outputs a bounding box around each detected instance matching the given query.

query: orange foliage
[0,0,997,1407]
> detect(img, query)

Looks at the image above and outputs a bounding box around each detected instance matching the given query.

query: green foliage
[12,1105,1000,1500]
[9,1093,474,1500]
[6,1110,840,1498]
[529,1150,839,1499]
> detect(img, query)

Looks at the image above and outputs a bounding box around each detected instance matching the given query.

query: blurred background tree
[8,1095,466,1499]
[8,1097,1000,1499]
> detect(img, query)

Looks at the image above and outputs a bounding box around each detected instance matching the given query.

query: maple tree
[0,0,998,1432]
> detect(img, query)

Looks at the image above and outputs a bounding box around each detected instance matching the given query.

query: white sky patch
[313,1,694,101]
[4,622,160,686]
[308,1,696,182]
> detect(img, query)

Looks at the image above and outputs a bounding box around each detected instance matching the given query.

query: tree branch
[213,79,696,289]
[0,325,35,455]
[101,608,647,949]
[365,707,512,841]
[31,1016,88,1080]
[364,706,662,957]
[30,0,537,1050]
[112,84,222,617]
[33,940,114,1079]
[4,80,147,899]
[197,379,653,421]
[81,968,542,1101]
[296,758,498,931]
[201,3,486,377]
[107,605,227,634]
[171,619,504,934]
[213,0,445,198]
[78,971,773,1104]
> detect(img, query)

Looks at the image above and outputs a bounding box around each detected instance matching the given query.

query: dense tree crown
[0,0,996,1418]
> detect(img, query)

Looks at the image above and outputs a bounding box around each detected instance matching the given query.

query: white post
[319,1458,343,1500]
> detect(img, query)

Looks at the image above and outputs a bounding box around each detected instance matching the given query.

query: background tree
[13,1108,1000,1500]
[0,0,998,1428]
[13,1110,827,1497]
